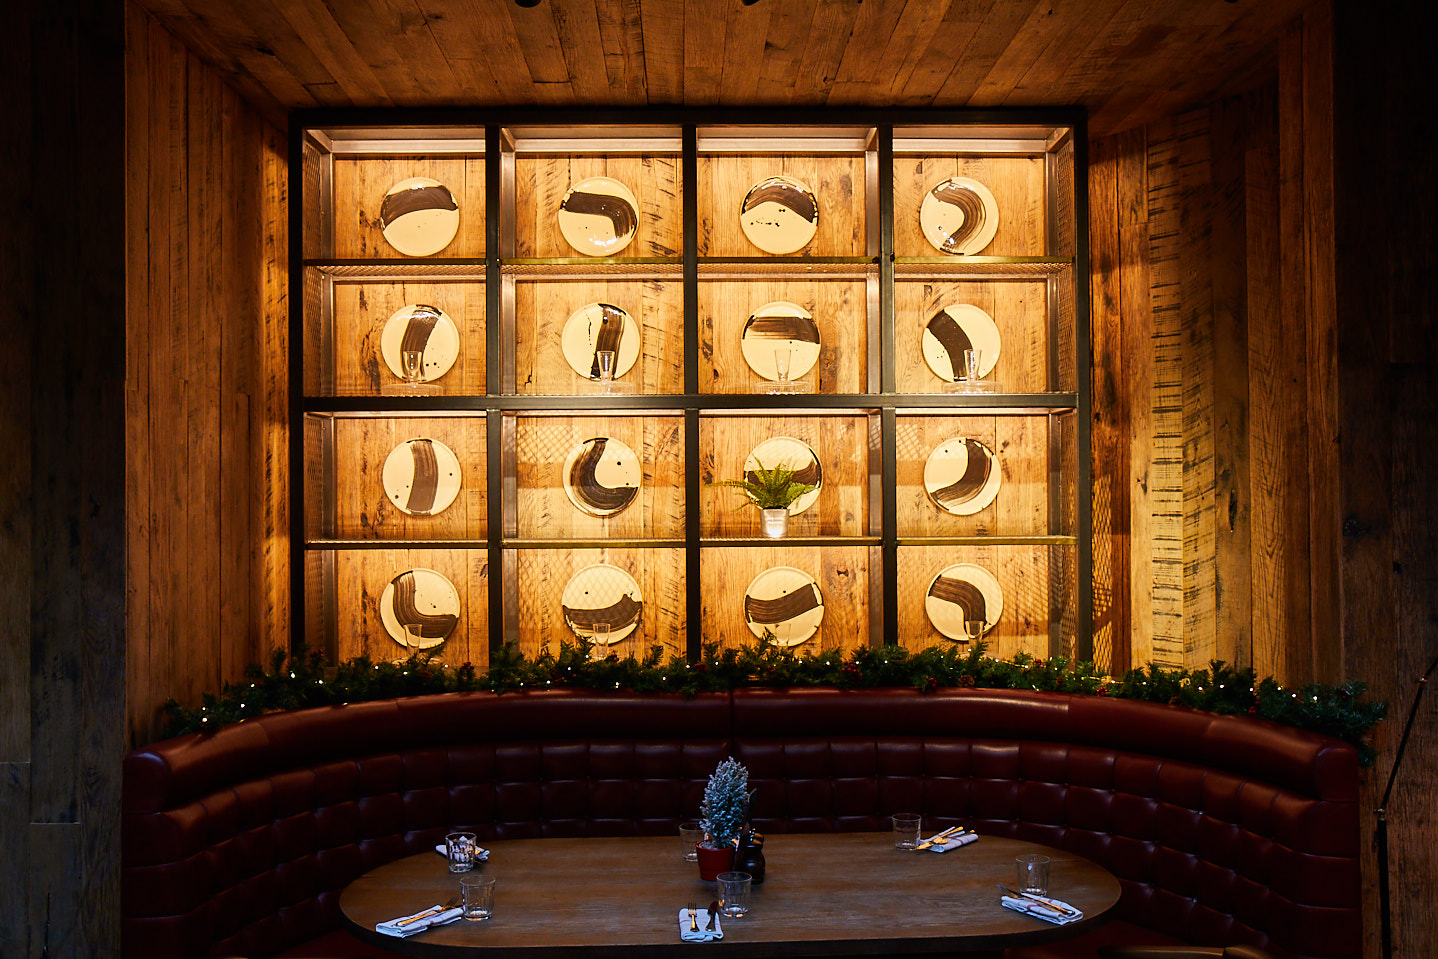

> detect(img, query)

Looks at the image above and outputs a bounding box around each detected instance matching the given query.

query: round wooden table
[340,832,1121,957]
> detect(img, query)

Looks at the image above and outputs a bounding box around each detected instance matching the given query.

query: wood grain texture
[697,154,866,257]
[328,416,487,540]
[893,279,1048,394]
[699,545,869,652]
[330,155,485,258]
[892,155,1045,258]
[332,547,489,667]
[330,280,487,395]
[515,154,682,258]
[341,834,1121,952]
[515,414,685,539]
[894,414,1049,538]
[698,415,869,538]
[124,3,290,744]
[896,545,1062,661]
[698,279,868,394]
[515,279,684,395]
[512,548,686,659]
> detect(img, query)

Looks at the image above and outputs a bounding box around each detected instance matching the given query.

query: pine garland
[161,639,1387,764]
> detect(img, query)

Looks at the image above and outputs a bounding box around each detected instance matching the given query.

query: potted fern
[709,460,817,538]
[696,757,753,880]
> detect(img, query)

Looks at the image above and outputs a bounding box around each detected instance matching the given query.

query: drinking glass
[591,622,611,648]
[716,871,751,918]
[446,832,478,873]
[1016,854,1051,896]
[773,348,792,383]
[402,349,425,385]
[460,874,495,921]
[679,821,705,862]
[596,350,617,383]
[963,348,982,386]
[963,620,985,645]
[892,813,922,850]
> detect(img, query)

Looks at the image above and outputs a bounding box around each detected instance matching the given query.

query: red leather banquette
[122,687,1361,958]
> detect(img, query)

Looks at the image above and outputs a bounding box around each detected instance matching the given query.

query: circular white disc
[561,564,644,642]
[922,438,1002,516]
[924,563,1003,641]
[562,437,642,517]
[380,177,460,257]
[740,175,819,255]
[740,301,821,382]
[381,437,463,516]
[744,566,824,646]
[379,567,460,648]
[560,302,641,380]
[920,304,1001,382]
[918,176,999,255]
[379,304,461,383]
[558,176,639,256]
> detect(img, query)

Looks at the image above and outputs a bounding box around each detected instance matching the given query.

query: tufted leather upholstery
[122,688,1360,959]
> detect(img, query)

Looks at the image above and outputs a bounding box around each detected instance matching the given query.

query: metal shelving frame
[289,107,1090,665]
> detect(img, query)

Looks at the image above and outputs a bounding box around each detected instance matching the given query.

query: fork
[997,883,1078,916]
[396,895,462,927]
[687,900,699,932]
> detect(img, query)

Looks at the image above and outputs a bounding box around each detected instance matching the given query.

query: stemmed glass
[963,619,986,645]
[402,349,425,386]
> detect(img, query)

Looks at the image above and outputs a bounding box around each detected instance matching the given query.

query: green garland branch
[162,640,1387,764]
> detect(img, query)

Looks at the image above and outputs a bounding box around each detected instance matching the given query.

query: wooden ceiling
[133,0,1311,135]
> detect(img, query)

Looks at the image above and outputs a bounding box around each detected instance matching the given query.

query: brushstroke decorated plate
[561,564,643,642]
[925,563,1003,642]
[919,176,999,255]
[558,176,639,256]
[382,437,463,517]
[379,303,460,382]
[740,175,819,255]
[740,300,821,382]
[379,567,460,649]
[742,436,822,515]
[560,302,641,381]
[380,177,460,256]
[744,566,824,646]
[923,437,1001,516]
[562,436,641,517]
[920,304,1000,383]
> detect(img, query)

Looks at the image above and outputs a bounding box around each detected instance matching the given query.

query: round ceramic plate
[740,301,821,382]
[740,175,819,255]
[925,563,1003,642]
[744,566,824,646]
[379,304,461,383]
[923,438,1001,516]
[919,176,999,255]
[562,436,641,517]
[742,436,822,515]
[561,564,643,642]
[381,437,463,516]
[558,176,639,256]
[379,567,460,649]
[379,177,460,257]
[560,302,641,381]
[920,304,1001,383]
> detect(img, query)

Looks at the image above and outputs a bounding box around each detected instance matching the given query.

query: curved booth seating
[122,688,1361,959]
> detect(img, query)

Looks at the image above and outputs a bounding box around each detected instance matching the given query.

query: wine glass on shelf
[963,619,986,646]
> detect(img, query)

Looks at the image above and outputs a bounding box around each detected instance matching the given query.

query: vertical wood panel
[700,545,868,652]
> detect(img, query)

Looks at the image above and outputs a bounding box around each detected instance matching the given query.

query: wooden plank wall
[1091,2,1438,954]
[1,1,128,954]
[123,1,290,746]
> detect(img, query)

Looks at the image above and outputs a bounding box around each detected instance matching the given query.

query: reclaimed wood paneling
[698,415,869,538]
[515,414,685,540]
[515,279,683,395]
[515,154,681,258]
[698,279,868,394]
[700,545,869,652]
[331,155,486,259]
[329,280,487,396]
[332,547,489,667]
[124,4,289,744]
[697,154,866,257]
[513,547,685,659]
[895,545,1061,660]
[892,279,1048,394]
[892,155,1046,258]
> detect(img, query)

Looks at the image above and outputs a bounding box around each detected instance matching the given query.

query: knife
[915,826,962,850]
[999,884,1079,916]
[706,900,720,931]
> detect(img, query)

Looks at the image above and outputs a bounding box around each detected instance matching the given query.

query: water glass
[596,350,617,383]
[446,832,478,873]
[1016,854,1051,896]
[591,622,611,647]
[403,349,425,384]
[460,874,494,921]
[716,871,751,918]
[773,348,792,383]
[963,348,982,384]
[892,813,922,850]
[963,620,985,644]
[679,821,705,862]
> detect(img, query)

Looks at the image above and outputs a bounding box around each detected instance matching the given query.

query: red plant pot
[695,842,735,881]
